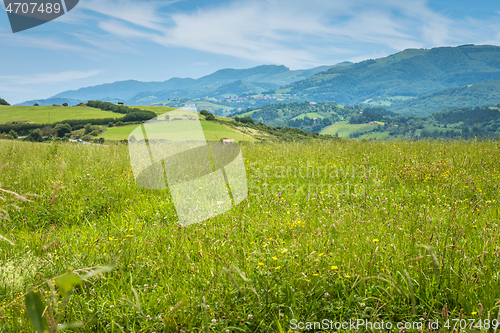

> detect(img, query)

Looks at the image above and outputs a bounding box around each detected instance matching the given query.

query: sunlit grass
[0,139,499,331]
[0,105,120,124]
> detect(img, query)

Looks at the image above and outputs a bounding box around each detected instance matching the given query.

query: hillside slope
[282,44,500,105]
[20,65,333,106]
[388,81,500,115]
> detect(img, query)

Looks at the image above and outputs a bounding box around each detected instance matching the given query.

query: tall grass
[0,138,498,332]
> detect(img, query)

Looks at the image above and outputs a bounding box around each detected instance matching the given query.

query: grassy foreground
[0,105,121,124]
[100,121,256,142]
[0,139,499,332]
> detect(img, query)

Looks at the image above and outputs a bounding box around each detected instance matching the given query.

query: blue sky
[1,0,500,104]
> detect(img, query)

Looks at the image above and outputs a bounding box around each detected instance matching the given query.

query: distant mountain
[210,80,278,97]
[20,64,333,106]
[193,65,289,85]
[388,81,500,115]
[124,65,334,105]
[256,65,338,86]
[282,44,500,105]
[52,78,197,102]
[16,97,86,107]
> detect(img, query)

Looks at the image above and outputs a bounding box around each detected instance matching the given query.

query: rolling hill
[0,105,121,124]
[387,80,500,115]
[18,65,334,106]
[281,44,500,106]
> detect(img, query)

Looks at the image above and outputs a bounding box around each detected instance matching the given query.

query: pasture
[321,120,378,137]
[0,139,499,332]
[100,121,257,142]
[0,105,121,124]
[291,112,325,120]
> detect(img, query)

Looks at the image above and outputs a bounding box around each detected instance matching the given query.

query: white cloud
[75,0,476,67]
[0,70,102,85]
[7,0,500,69]
[78,0,174,31]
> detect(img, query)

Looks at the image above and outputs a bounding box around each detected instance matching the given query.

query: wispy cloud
[0,70,102,85]
[78,0,173,31]
[70,0,500,68]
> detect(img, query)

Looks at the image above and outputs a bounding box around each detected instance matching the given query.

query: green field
[100,120,256,142]
[195,101,234,114]
[133,106,176,115]
[0,105,121,124]
[0,139,498,331]
[320,120,377,137]
[291,112,325,120]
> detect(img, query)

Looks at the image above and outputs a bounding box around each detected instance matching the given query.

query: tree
[27,129,43,142]
[200,110,210,116]
[8,130,18,138]
[34,103,39,106]
[41,126,54,137]
[54,123,72,137]
[0,97,9,106]
[206,114,216,121]
[62,103,68,107]
[84,123,94,134]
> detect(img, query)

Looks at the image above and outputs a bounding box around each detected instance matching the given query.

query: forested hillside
[388,81,500,115]
[232,101,500,140]
[280,45,500,105]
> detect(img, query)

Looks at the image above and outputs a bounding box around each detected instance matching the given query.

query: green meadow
[291,112,325,120]
[321,121,378,137]
[0,105,121,124]
[0,138,499,332]
[130,106,177,115]
[100,120,256,142]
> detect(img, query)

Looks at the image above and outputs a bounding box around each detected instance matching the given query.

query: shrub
[235,116,255,124]
[121,111,156,122]
[26,129,43,142]
[200,110,210,116]
[62,103,68,107]
[90,129,102,136]
[8,130,18,138]
[0,133,14,140]
[41,126,54,137]
[0,97,9,106]
[84,123,94,134]
[206,114,216,121]
[54,123,72,137]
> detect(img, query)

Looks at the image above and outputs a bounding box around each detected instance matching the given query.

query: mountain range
[17,44,500,116]
[281,44,500,108]
[18,64,338,106]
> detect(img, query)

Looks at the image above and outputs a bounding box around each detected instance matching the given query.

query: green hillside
[0,105,121,124]
[291,112,325,120]
[281,44,500,105]
[388,81,500,115]
[320,121,378,137]
[100,121,258,142]
[210,80,278,97]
